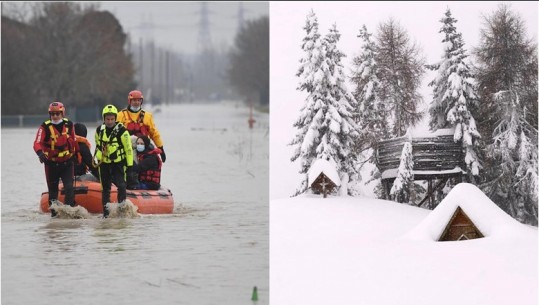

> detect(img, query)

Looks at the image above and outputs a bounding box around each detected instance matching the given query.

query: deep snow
[270,184,537,305]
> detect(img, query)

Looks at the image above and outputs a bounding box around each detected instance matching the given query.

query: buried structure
[308,158,341,198]
[438,206,484,241]
[402,183,532,242]
[376,128,466,207]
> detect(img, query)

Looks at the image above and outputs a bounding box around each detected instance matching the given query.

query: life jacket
[137,148,162,184]
[121,109,149,137]
[75,135,91,172]
[95,123,127,164]
[42,119,75,162]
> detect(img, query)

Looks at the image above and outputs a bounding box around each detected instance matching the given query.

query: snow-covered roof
[308,158,341,186]
[402,183,532,241]
[381,167,464,179]
[407,127,455,138]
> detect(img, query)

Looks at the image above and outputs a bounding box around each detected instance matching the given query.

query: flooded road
[1,102,269,305]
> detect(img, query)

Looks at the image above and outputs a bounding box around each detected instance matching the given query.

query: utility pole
[195,2,216,101]
[237,2,245,32]
[139,37,144,90]
[150,40,155,101]
[197,2,213,53]
[165,51,169,104]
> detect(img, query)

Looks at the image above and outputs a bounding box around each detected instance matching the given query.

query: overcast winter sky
[98,2,269,54]
[270,1,537,112]
[269,1,538,200]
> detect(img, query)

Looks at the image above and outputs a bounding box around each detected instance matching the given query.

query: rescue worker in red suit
[73,123,99,179]
[33,102,77,217]
[117,90,166,163]
[133,135,162,190]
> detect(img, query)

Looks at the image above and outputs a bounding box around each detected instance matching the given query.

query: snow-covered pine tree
[390,133,414,203]
[289,13,359,196]
[427,8,481,180]
[320,23,360,195]
[351,25,391,154]
[375,18,425,137]
[290,10,324,195]
[295,9,322,94]
[475,4,538,225]
[350,24,391,194]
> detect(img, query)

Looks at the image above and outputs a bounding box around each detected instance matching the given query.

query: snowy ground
[270,184,537,305]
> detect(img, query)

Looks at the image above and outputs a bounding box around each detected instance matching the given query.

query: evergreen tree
[475,4,538,225]
[290,12,359,196]
[351,24,391,153]
[290,10,324,195]
[350,24,391,193]
[320,23,360,195]
[390,134,414,203]
[427,8,481,179]
[295,10,322,95]
[375,18,425,137]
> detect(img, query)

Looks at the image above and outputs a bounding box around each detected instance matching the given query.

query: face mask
[130,105,141,112]
[136,144,145,152]
[51,119,62,125]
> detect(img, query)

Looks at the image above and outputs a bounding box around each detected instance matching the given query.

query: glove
[126,165,133,174]
[37,151,47,163]
[159,146,166,163]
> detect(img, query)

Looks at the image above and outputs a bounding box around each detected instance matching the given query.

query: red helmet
[128,90,144,105]
[48,101,65,116]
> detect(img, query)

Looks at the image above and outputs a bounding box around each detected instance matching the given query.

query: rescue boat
[40,174,174,214]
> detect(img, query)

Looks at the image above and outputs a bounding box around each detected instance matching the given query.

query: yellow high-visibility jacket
[117,108,164,148]
[94,122,133,166]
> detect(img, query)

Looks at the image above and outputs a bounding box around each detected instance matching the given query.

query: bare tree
[375,18,425,137]
[227,16,269,107]
[1,2,134,115]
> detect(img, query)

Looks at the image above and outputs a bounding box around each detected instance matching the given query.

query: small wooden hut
[438,206,484,241]
[308,158,341,198]
[311,173,338,197]
[375,128,466,206]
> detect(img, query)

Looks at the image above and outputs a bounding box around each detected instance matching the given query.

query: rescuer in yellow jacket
[94,104,133,218]
[116,90,166,162]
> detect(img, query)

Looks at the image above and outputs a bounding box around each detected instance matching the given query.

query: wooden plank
[376,134,466,179]
[413,151,463,158]
[413,143,462,150]
[378,146,405,157]
[379,137,406,145]
[414,172,463,181]
[412,137,459,143]
[413,163,463,171]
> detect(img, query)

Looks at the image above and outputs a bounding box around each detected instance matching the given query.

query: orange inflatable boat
[40,175,174,214]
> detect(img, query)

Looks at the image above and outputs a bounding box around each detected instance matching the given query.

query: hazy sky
[99,1,269,54]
